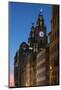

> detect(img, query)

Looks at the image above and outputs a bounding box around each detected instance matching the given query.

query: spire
[37,9,43,27]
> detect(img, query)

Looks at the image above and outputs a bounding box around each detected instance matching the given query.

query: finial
[39,8,43,15]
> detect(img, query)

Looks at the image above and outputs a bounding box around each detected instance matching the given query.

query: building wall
[18,47,35,87]
[36,48,49,86]
[49,5,59,85]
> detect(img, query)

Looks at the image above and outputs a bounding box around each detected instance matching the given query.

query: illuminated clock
[39,31,44,37]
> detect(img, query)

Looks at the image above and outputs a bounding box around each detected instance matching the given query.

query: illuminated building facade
[35,47,50,86]
[18,42,34,87]
[36,49,47,86]
[14,42,36,87]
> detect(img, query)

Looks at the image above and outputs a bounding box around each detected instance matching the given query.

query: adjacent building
[49,5,59,85]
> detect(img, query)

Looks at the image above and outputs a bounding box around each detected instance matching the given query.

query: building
[14,11,51,87]
[28,13,49,86]
[28,13,47,53]
[49,5,59,85]
[14,51,19,87]
[14,42,36,87]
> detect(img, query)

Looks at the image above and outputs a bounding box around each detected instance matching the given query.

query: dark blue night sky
[9,2,52,76]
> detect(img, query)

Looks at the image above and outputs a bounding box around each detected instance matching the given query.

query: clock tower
[28,12,47,52]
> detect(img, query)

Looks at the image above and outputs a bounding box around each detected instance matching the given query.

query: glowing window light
[26,82,29,86]
[50,65,52,70]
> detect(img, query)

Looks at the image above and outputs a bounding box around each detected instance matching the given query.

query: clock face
[39,31,44,37]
